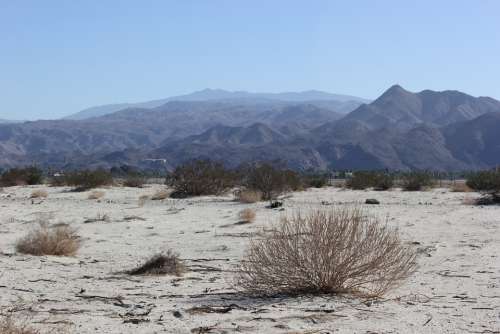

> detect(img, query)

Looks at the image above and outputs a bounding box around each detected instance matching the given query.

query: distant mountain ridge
[340,84,500,130]
[0,119,24,124]
[64,88,369,120]
[2,84,500,171]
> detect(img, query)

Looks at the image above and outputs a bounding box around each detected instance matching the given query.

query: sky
[1,0,500,120]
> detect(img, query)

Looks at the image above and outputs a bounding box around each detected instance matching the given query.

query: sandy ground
[0,185,499,333]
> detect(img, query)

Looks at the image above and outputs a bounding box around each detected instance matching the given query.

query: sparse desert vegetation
[16,224,80,256]
[1,177,499,333]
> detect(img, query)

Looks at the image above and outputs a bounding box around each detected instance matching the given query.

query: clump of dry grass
[87,190,105,200]
[30,189,48,199]
[128,250,186,276]
[450,182,472,193]
[238,208,256,223]
[151,189,169,200]
[138,195,149,207]
[16,224,80,256]
[236,189,262,203]
[238,207,417,297]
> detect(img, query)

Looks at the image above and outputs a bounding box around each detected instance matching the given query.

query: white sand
[0,185,499,333]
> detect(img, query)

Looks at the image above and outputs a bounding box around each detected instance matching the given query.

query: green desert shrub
[0,167,43,187]
[400,172,435,191]
[466,170,500,204]
[346,171,393,191]
[123,172,146,188]
[242,163,302,201]
[60,169,113,191]
[302,173,329,188]
[166,159,237,198]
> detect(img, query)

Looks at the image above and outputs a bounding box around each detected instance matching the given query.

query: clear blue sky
[1,0,499,120]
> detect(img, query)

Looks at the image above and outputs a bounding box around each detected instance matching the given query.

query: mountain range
[65,89,368,120]
[1,85,500,172]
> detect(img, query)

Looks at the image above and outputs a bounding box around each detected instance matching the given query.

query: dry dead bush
[16,224,80,256]
[30,189,48,199]
[236,189,262,203]
[0,303,68,334]
[83,213,110,224]
[462,196,478,205]
[450,181,472,193]
[0,317,39,334]
[238,207,417,297]
[87,190,105,200]
[239,208,256,223]
[128,250,186,276]
[151,189,169,200]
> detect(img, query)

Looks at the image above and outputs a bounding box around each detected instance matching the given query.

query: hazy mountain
[64,88,368,120]
[0,101,341,169]
[0,119,23,124]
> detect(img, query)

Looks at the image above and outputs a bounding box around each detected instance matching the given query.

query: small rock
[365,199,380,205]
[267,201,283,209]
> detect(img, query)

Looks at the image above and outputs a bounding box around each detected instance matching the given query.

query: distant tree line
[1,163,499,204]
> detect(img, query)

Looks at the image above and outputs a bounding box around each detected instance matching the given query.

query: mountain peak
[383,84,409,95]
[371,84,415,106]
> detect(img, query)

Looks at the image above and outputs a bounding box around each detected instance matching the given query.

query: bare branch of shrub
[238,207,417,297]
[83,213,110,224]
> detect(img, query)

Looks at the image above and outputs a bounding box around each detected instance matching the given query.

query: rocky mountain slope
[1,85,500,171]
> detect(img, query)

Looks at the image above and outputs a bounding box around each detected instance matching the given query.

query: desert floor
[0,185,499,333]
